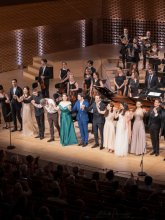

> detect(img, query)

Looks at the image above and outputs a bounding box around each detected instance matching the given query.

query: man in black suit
[145,63,153,79]
[84,60,96,78]
[23,89,45,140]
[127,37,141,69]
[145,68,158,90]
[38,59,51,98]
[119,27,132,69]
[8,79,23,132]
[82,94,105,150]
[143,99,162,156]
[142,31,153,69]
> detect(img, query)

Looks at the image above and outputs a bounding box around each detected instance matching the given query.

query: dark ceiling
[0,0,58,7]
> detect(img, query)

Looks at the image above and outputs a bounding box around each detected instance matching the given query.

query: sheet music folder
[95,86,154,108]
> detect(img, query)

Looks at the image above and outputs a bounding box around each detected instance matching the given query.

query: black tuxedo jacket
[145,74,158,90]
[145,106,162,130]
[142,36,153,54]
[85,101,105,124]
[119,34,132,51]
[38,66,51,86]
[128,43,141,62]
[23,92,44,117]
[160,109,165,138]
[84,66,96,78]
[9,86,23,109]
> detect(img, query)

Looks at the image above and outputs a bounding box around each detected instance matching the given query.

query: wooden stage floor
[1,68,165,184]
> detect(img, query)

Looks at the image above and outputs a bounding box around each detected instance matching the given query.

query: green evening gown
[58,104,78,146]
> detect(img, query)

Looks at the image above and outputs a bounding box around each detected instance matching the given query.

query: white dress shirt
[35,98,57,114]
[42,66,46,75]
[13,86,17,95]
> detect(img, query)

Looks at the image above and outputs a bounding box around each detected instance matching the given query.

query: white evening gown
[21,103,38,136]
[115,114,128,157]
[103,113,115,150]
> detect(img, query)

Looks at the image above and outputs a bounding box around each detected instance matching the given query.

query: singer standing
[8,79,23,132]
[128,37,141,69]
[82,94,105,150]
[38,59,51,98]
[143,99,162,156]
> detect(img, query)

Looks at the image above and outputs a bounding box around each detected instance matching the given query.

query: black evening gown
[0,97,12,122]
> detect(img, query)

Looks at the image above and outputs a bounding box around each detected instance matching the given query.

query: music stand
[6,112,15,149]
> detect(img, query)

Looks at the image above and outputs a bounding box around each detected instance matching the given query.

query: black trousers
[41,85,49,98]
[36,113,45,137]
[149,126,160,153]
[93,122,104,146]
[11,105,22,128]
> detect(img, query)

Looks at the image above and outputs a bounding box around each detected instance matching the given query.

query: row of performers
[119,28,163,72]
[54,61,164,100]
[1,80,163,157]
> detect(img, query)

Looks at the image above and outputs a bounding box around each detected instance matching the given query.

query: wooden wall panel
[0,0,102,31]
[97,0,165,47]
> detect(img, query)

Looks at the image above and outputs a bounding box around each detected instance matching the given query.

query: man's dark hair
[12,79,17,82]
[78,93,85,98]
[124,27,128,30]
[155,98,161,103]
[32,88,37,93]
[52,186,60,197]
[140,207,149,219]
[130,184,138,197]
[87,60,93,65]
[26,155,34,163]
[39,206,49,219]
[57,165,63,172]
[106,170,114,181]
[41,58,47,63]
[92,172,99,180]
[144,176,153,186]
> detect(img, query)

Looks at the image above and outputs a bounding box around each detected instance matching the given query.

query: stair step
[33,61,53,68]
[28,65,39,75]
[23,70,38,80]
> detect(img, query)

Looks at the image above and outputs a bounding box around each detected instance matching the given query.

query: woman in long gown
[14,86,38,136]
[130,101,146,155]
[0,85,12,128]
[97,102,115,152]
[53,93,78,146]
[114,101,131,157]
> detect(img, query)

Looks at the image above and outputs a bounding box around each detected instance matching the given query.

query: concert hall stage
[1,69,165,186]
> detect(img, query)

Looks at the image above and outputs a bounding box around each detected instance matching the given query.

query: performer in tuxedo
[32,98,60,142]
[8,79,23,132]
[143,99,162,156]
[145,63,153,79]
[23,89,45,140]
[145,68,158,90]
[38,59,51,98]
[142,31,153,69]
[127,37,141,68]
[69,93,89,147]
[84,60,96,78]
[119,27,132,69]
[160,102,165,140]
[82,94,105,150]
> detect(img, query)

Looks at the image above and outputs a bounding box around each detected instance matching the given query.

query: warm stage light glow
[81,20,86,47]
[37,26,45,56]
[14,29,23,65]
